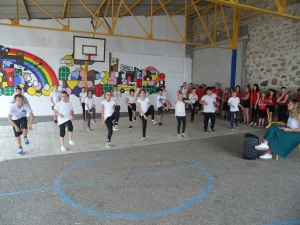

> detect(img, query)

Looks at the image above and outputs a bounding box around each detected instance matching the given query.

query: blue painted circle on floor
[54,153,214,220]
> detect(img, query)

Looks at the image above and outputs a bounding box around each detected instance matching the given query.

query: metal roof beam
[120,0,141,18]
[145,0,173,18]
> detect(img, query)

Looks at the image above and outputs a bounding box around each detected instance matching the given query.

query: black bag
[243,133,259,160]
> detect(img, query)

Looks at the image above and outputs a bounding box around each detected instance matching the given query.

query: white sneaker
[61,146,66,151]
[259,153,272,159]
[69,140,74,145]
[255,143,269,150]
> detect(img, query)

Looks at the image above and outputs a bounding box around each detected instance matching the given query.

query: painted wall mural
[0,44,166,98]
[0,45,59,96]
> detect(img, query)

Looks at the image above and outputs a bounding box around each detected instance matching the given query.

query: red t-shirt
[266,96,276,106]
[223,93,229,102]
[297,96,300,100]
[196,89,202,100]
[244,91,250,100]
[187,88,193,96]
[259,99,267,110]
[213,88,222,102]
[278,94,289,105]
[251,91,260,104]
[236,92,242,99]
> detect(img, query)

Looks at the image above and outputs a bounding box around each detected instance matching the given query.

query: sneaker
[113,125,119,131]
[158,123,162,126]
[17,148,23,156]
[69,140,74,145]
[106,142,112,148]
[259,153,272,159]
[236,125,239,128]
[231,127,234,130]
[209,127,215,133]
[181,133,188,137]
[255,142,269,150]
[93,119,97,123]
[133,116,136,121]
[249,122,253,126]
[61,146,66,151]
[87,127,91,131]
[129,126,133,129]
[54,120,58,123]
[204,129,208,133]
[24,137,29,145]
[177,134,182,138]
[253,123,257,127]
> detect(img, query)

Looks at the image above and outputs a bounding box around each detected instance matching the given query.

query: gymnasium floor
[0,113,299,225]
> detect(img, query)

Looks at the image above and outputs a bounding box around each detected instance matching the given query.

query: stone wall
[242,1,300,96]
[192,0,300,96]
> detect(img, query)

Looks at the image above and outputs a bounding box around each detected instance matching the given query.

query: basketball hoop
[84,54,98,61]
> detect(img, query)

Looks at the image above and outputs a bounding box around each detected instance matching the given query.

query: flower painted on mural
[111,58,117,66]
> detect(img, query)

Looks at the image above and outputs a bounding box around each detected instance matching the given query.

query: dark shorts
[259,109,266,118]
[12,117,28,137]
[158,106,163,115]
[222,102,229,111]
[129,103,136,111]
[52,106,54,110]
[243,99,250,108]
[267,105,275,112]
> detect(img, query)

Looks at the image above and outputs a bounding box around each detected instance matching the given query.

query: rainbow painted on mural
[8,48,59,87]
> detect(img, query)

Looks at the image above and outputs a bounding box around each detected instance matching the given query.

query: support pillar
[230,6,239,88]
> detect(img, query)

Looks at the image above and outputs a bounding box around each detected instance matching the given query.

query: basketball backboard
[73,36,106,63]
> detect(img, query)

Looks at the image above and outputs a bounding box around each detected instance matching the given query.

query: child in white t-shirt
[228,89,244,130]
[11,86,32,109]
[101,90,119,148]
[112,86,121,131]
[157,89,166,126]
[175,92,192,138]
[50,85,61,123]
[79,87,87,121]
[189,88,200,122]
[126,88,137,129]
[200,87,220,133]
[137,90,157,141]
[85,90,96,131]
[8,94,34,155]
[54,91,75,151]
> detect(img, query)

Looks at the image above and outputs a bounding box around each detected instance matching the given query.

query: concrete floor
[0,113,299,225]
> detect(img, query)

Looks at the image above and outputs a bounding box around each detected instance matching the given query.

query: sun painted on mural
[0,44,166,97]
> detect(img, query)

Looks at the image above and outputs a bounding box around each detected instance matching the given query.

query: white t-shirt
[50,90,61,106]
[11,94,30,105]
[9,103,32,120]
[127,95,137,104]
[79,92,87,104]
[175,100,186,117]
[157,94,166,108]
[85,97,95,110]
[137,97,150,113]
[201,95,216,113]
[228,97,240,112]
[181,87,187,98]
[101,99,115,120]
[113,91,121,105]
[189,93,198,104]
[54,101,74,125]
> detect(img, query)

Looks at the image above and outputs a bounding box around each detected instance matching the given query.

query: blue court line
[262,219,300,225]
[0,155,233,198]
[0,164,194,197]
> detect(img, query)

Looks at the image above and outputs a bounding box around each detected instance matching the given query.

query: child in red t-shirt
[222,88,230,119]
[257,92,267,127]
[266,89,276,123]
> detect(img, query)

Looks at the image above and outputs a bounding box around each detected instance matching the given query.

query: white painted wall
[192,40,244,89]
[0,16,191,117]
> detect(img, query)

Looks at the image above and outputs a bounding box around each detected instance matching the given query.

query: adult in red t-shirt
[266,89,276,122]
[241,85,251,124]
[235,85,242,99]
[187,83,194,96]
[277,87,289,122]
[250,84,260,126]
